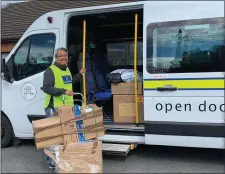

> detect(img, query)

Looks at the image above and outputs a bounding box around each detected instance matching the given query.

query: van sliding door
[143,1,224,148]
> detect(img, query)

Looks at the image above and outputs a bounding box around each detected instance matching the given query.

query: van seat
[77,53,112,104]
[95,90,112,100]
[92,55,112,102]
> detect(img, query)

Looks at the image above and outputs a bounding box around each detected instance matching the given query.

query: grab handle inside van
[157,85,177,91]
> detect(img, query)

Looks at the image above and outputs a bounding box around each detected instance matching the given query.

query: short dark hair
[55,47,68,57]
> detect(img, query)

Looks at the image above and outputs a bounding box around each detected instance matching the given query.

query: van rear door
[143,1,224,148]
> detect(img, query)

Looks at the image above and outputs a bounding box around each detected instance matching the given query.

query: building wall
[1,42,16,53]
[1,42,16,58]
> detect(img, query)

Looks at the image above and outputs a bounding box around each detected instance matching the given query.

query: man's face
[56,50,68,66]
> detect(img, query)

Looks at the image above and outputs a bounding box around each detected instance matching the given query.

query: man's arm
[72,73,82,84]
[42,68,66,96]
[72,68,86,84]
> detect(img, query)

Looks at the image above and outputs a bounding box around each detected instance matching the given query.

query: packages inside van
[66,9,144,133]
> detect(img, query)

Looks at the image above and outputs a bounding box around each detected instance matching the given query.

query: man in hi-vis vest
[42,47,85,169]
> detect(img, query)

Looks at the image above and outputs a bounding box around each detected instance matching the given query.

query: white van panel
[145,134,224,149]
[145,96,224,123]
[143,1,224,148]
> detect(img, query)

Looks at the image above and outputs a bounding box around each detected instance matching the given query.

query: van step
[98,134,145,144]
[102,143,131,156]
[104,124,144,132]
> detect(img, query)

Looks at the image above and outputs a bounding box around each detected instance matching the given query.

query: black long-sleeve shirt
[42,62,82,108]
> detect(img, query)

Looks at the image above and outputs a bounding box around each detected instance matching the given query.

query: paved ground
[2,140,224,173]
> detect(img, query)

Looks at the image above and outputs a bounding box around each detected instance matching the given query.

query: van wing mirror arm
[1,55,14,83]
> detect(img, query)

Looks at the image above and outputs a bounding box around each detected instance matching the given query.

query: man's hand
[65,90,74,96]
[80,68,86,75]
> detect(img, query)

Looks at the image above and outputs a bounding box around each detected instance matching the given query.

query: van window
[130,42,143,65]
[107,43,126,66]
[14,38,31,65]
[29,35,55,65]
[146,17,225,74]
[107,42,143,66]
[13,34,56,81]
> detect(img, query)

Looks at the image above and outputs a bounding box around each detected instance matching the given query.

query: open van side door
[3,29,60,137]
[143,1,224,149]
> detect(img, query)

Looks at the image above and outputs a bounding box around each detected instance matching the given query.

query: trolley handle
[62,92,84,105]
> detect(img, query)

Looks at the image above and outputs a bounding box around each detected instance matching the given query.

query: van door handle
[157,85,177,91]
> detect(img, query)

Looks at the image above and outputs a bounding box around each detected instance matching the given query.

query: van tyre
[1,116,13,148]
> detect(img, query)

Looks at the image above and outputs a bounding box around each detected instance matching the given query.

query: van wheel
[1,116,13,148]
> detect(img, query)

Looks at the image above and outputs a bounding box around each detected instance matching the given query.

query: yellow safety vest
[44,65,73,109]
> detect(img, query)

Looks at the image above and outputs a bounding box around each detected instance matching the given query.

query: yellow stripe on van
[144,78,224,90]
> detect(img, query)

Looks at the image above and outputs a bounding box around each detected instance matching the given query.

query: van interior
[66,9,144,132]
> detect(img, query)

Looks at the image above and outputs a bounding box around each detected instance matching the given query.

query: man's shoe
[48,164,55,169]
[48,163,55,170]
[47,157,55,169]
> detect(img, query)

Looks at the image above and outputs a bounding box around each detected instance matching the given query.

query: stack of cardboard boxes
[32,104,104,173]
[111,83,144,123]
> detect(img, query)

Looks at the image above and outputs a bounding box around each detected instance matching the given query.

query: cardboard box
[44,140,102,173]
[32,105,105,149]
[111,82,143,95]
[57,106,75,122]
[113,95,144,123]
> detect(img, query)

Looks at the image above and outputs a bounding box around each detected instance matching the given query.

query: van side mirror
[1,58,6,73]
[1,58,11,82]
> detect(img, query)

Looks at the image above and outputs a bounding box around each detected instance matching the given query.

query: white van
[1,1,224,153]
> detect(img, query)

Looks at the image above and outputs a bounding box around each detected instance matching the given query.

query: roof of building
[1,0,137,42]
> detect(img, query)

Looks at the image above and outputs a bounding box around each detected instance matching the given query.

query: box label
[119,103,135,117]
[84,108,94,113]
